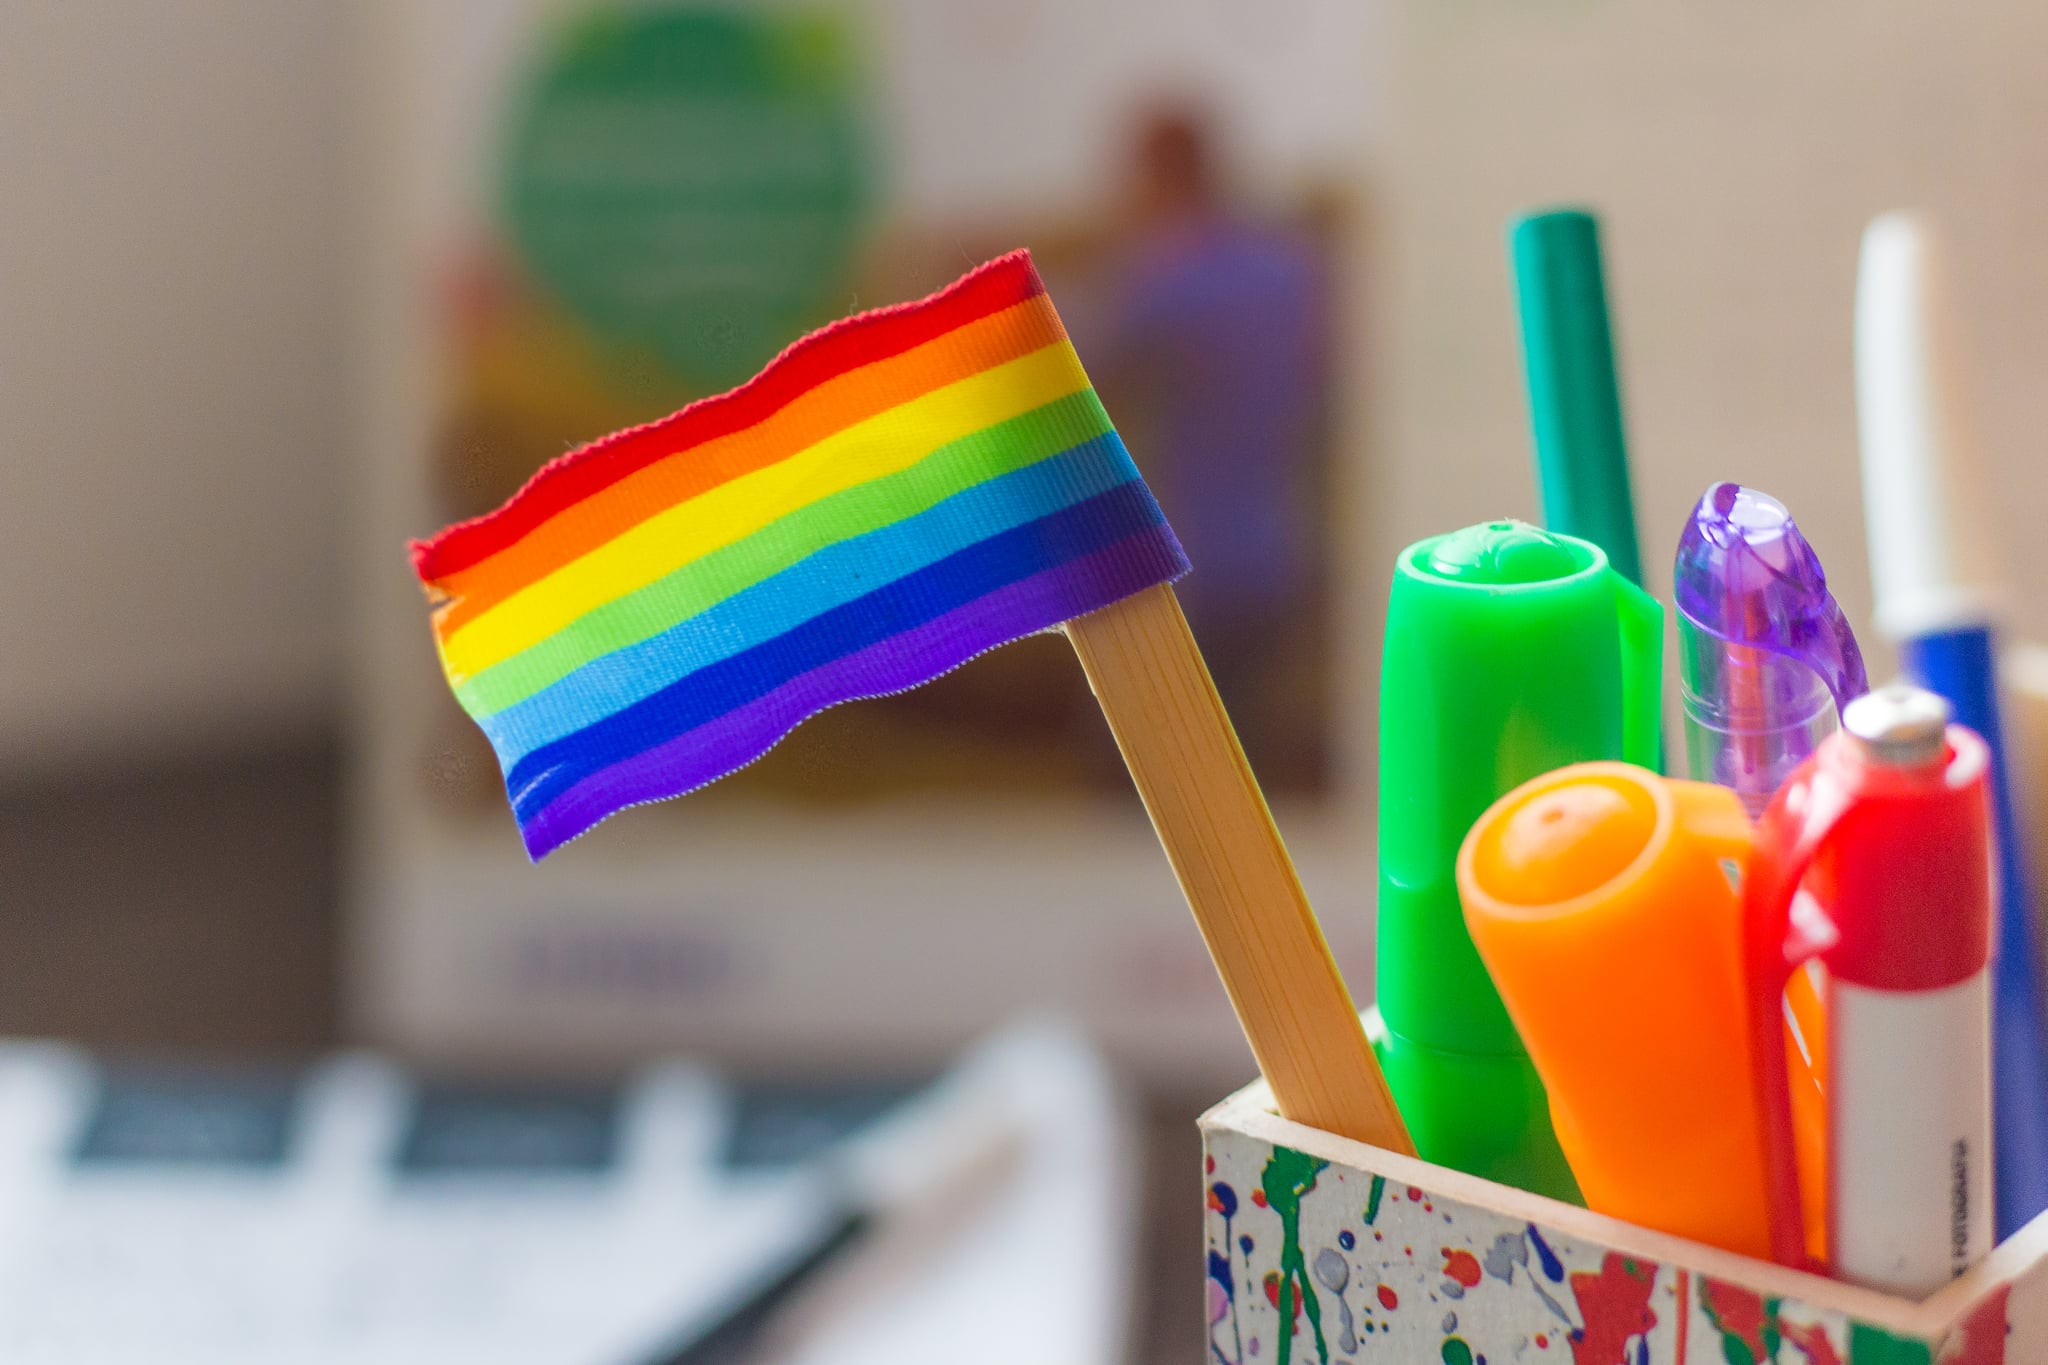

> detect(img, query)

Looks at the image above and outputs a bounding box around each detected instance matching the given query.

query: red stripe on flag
[412,251,1044,583]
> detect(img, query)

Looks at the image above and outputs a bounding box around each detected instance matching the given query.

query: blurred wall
[1373,0,2048,697]
[867,0,1381,221]
[0,2,348,771]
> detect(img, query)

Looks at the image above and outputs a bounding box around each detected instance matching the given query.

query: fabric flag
[412,251,1190,858]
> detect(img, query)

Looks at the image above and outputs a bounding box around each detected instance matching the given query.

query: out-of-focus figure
[1090,105,1331,789]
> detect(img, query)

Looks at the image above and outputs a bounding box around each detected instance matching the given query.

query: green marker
[1373,521,1662,1200]
[1508,209,1643,586]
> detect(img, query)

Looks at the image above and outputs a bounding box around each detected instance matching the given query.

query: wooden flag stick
[1064,582,1414,1153]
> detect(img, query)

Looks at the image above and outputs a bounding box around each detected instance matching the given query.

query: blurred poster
[421,2,1347,828]
[435,8,872,529]
[1072,109,1337,795]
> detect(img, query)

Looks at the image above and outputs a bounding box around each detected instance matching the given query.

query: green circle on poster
[502,8,871,390]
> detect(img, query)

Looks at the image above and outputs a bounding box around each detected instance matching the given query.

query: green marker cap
[1374,520,1662,1200]
[1509,209,1644,586]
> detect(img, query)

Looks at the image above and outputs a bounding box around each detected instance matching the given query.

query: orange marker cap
[1459,762,1777,1258]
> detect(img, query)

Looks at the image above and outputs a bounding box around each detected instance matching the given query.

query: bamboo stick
[1065,582,1412,1152]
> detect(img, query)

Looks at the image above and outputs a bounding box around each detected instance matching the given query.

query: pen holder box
[1200,1081,2048,1364]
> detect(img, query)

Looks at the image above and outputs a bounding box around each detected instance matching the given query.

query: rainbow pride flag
[413,251,1188,857]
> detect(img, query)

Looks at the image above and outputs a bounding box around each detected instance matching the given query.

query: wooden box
[1200,1082,2048,1364]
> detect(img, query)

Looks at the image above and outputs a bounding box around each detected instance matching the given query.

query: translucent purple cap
[1675,483,1869,712]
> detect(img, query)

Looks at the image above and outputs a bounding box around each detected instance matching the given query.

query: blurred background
[7,0,2048,1360]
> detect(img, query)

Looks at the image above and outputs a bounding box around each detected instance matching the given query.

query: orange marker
[1458,762,1790,1257]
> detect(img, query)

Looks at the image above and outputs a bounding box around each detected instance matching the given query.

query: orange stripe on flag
[431,296,1068,632]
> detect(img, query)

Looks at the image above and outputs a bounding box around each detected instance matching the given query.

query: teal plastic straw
[1507,209,1644,587]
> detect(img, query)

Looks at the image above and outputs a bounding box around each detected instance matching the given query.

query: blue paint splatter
[1209,1248,1243,1365]
[1338,1230,1355,1251]
[1209,1249,1234,1297]
[1209,1183,1246,1363]
[1241,1234,1255,1256]
[1526,1224,1564,1283]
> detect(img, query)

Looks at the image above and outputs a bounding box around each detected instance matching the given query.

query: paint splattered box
[1201,1081,2047,1364]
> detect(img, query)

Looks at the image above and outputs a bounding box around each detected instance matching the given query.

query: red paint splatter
[1673,1269,1690,1364]
[1206,1155,1216,1174]
[1262,1271,1303,1327]
[1424,1202,1434,1212]
[1781,1320,1843,1365]
[1206,1190,1225,1213]
[1407,1186,1424,1201]
[1944,1282,2010,1365]
[1251,1189,1268,1208]
[1373,1231,1383,1241]
[1440,1247,1482,1288]
[1566,1253,1658,1365]
[1377,1284,1399,1311]
[1535,1334,1549,1349]
[1698,1278,1769,1363]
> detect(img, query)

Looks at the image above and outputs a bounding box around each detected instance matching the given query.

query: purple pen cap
[1674,483,1870,814]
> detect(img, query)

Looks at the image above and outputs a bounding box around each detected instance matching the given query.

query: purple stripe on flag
[518,527,1187,858]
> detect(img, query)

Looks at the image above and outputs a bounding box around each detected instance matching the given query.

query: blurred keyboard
[0,1024,1133,1365]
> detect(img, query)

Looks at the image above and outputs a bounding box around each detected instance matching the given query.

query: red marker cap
[1742,684,1992,1268]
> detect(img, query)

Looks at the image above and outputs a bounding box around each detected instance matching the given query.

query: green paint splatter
[1364,1173,1386,1225]
[1846,1323,1935,1365]
[1262,1146,1331,1365]
[1440,1337,1474,1365]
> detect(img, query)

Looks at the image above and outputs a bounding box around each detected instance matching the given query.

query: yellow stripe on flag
[436,341,1091,683]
